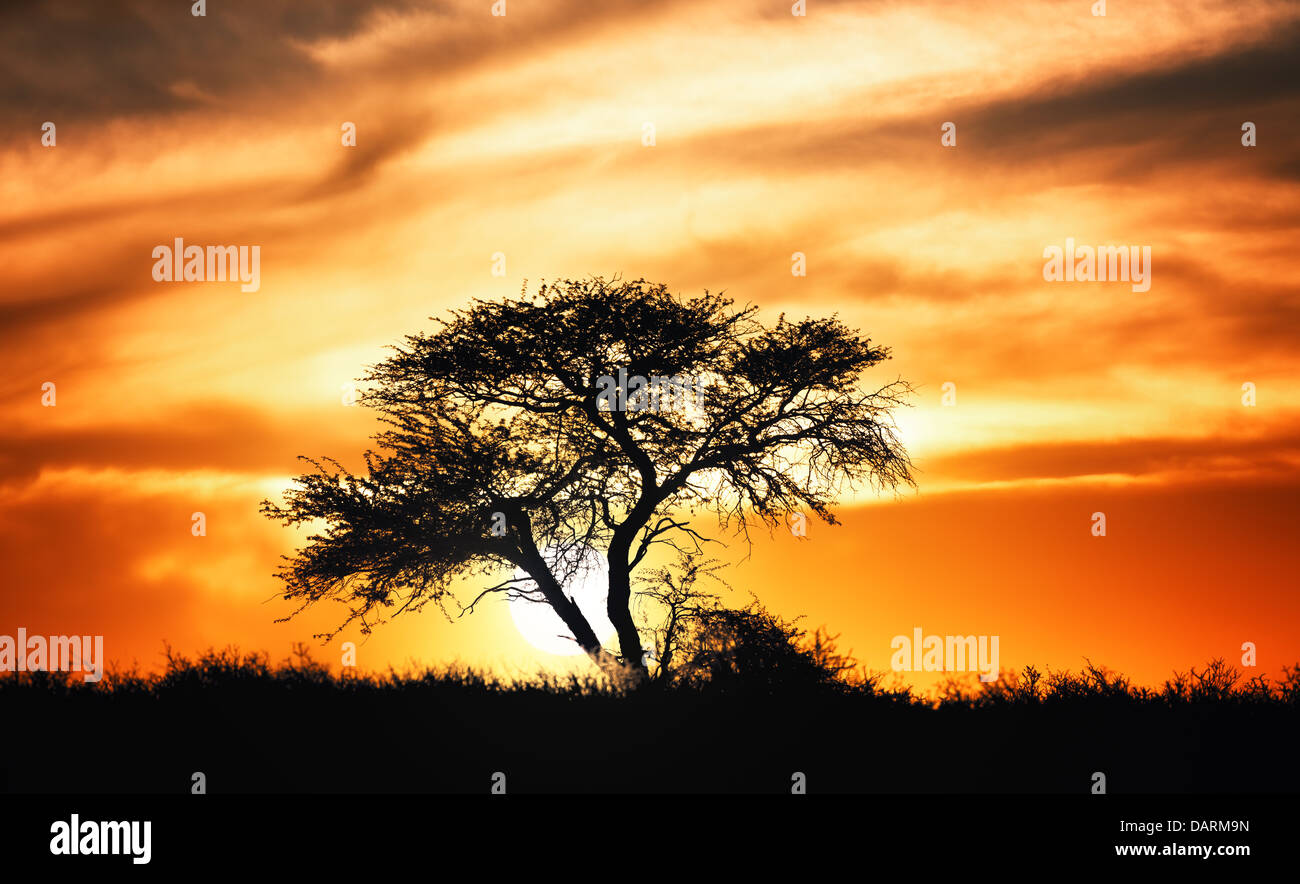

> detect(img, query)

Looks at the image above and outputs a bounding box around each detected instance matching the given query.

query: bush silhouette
[666,604,859,695]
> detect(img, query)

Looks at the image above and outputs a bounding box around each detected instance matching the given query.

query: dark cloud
[295,109,437,203]
[954,20,1300,178]
[0,0,689,137]
[0,401,374,487]
[668,19,1300,183]
[0,249,145,336]
[0,0,428,131]
[921,430,1300,484]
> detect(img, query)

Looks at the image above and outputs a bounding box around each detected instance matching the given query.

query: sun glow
[507,546,616,656]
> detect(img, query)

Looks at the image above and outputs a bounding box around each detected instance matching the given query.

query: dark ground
[3,650,1297,794]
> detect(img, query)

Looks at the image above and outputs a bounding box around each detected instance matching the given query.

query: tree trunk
[606,544,648,685]
[517,548,605,657]
[517,541,643,685]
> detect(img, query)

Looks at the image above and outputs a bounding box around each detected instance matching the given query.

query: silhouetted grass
[2,644,1297,794]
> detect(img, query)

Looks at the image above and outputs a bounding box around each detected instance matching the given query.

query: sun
[507,546,618,656]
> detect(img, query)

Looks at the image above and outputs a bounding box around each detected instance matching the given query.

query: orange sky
[2,0,1298,692]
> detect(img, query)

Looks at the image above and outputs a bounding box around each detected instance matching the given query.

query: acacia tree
[262,277,913,681]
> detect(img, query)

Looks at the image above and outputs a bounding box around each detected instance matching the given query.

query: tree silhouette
[262,277,914,681]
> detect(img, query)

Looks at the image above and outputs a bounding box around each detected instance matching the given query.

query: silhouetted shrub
[666,603,863,695]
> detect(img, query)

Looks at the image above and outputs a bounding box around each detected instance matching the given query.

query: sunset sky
[2,0,1298,691]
